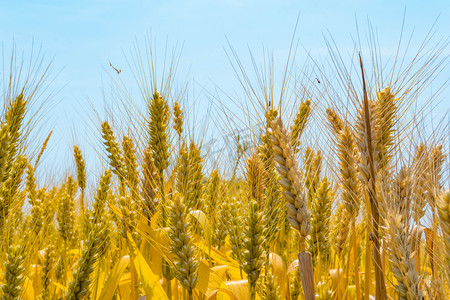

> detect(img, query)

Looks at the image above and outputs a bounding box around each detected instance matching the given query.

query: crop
[0,28,448,300]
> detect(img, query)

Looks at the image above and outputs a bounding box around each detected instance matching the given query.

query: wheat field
[0,30,449,300]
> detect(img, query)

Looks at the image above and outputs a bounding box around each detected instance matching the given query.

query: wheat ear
[268,117,310,247]
[290,99,312,154]
[168,193,199,299]
[66,224,106,300]
[326,108,344,136]
[186,141,204,210]
[35,130,52,168]
[173,100,183,139]
[242,199,264,300]
[73,146,86,213]
[142,146,160,221]
[1,244,25,300]
[309,177,332,263]
[384,210,423,300]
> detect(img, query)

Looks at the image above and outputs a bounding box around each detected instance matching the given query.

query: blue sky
[1,1,449,184]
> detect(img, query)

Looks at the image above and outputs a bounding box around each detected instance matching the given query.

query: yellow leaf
[207,288,239,300]
[127,232,168,300]
[225,280,251,300]
[194,236,239,268]
[287,259,299,274]
[22,277,34,300]
[410,224,425,254]
[118,274,132,300]
[211,265,243,281]
[211,265,229,280]
[151,207,161,229]
[97,255,130,300]
[146,227,171,274]
[52,281,68,294]
[68,249,81,257]
[330,268,346,299]
[119,272,131,286]
[196,260,225,297]
[29,264,42,296]
[268,252,287,299]
[226,266,244,281]
[141,237,163,278]
[92,267,106,300]
[190,209,212,241]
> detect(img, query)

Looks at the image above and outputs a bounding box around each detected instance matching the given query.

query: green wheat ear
[57,176,77,247]
[41,244,55,299]
[142,146,160,221]
[73,146,86,194]
[229,199,244,265]
[73,145,86,234]
[176,142,189,198]
[26,163,43,236]
[263,271,281,300]
[168,193,199,299]
[4,93,27,176]
[204,169,220,218]
[122,135,139,200]
[309,177,333,264]
[0,155,27,228]
[1,244,25,300]
[66,223,106,300]
[148,90,170,232]
[93,169,112,225]
[303,147,322,205]
[186,141,204,210]
[148,90,170,177]
[173,101,184,139]
[101,121,125,183]
[290,99,312,154]
[242,199,264,300]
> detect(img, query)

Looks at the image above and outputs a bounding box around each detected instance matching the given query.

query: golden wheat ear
[326,108,344,136]
[268,117,310,245]
[269,116,315,300]
[246,150,264,209]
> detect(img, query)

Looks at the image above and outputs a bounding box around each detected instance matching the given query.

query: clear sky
[1,1,449,184]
